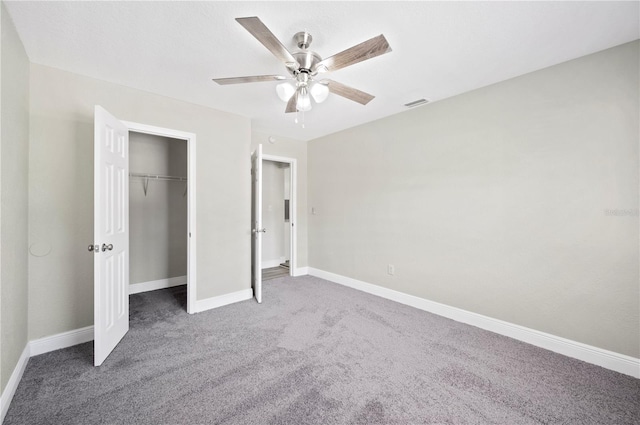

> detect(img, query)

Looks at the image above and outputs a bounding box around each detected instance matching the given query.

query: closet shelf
[130,173,188,197]
[130,173,187,182]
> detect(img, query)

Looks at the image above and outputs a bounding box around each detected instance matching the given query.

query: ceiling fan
[212,17,392,114]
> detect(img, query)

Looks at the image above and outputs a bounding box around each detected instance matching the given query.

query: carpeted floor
[4,276,639,424]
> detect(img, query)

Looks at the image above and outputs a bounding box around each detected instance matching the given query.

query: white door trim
[122,121,197,314]
[262,154,297,275]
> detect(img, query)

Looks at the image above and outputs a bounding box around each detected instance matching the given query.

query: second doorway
[261,157,296,281]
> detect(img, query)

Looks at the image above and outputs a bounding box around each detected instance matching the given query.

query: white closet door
[94,105,129,366]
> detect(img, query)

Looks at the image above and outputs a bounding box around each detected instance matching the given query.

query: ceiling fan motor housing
[293,50,322,75]
[291,31,321,75]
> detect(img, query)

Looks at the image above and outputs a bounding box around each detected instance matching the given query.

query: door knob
[102,243,113,252]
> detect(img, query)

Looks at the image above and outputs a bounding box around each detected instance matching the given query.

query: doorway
[250,149,297,298]
[123,121,196,314]
[261,160,291,281]
[128,132,188,306]
[93,106,197,366]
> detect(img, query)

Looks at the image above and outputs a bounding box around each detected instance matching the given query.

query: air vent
[404,99,429,108]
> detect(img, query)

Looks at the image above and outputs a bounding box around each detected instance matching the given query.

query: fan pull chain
[293,110,305,128]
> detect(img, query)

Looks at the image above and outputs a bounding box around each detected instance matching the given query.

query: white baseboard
[25,288,252,355]
[30,326,94,357]
[308,267,640,378]
[192,288,253,313]
[1,287,253,419]
[293,267,308,277]
[129,275,186,295]
[1,344,30,423]
[261,259,284,269]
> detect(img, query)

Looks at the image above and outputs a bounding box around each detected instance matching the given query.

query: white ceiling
[5,1,639,142]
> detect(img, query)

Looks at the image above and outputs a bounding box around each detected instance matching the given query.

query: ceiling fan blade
[212,75,288,85]
[236,17,300,70]
[285,91,298,113]
[324,80,375,105]
[314,34,391,73]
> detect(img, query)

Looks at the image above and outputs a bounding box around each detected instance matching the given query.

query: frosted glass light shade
[276,82,296,102]
[296,88,312,111]
[310,82,329,103]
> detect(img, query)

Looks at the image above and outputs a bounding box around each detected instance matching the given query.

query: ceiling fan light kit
[276,82,296,102]
[296,86,312,112]
[276,66,329,111]
[310,82,329,103]
[212,17,392,124]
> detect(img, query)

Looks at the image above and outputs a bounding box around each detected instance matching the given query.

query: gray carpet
[4,276,639,424]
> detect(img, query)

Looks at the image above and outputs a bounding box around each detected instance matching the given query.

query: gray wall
[308,41,639,357]
[251,133,308,269]
[129,133,187,284]
[261,161,285,266]
[28,64,250,340]
[1,2,29,391]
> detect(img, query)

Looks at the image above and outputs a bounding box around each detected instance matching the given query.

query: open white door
[251,144,264,303]
[94,106,129,366]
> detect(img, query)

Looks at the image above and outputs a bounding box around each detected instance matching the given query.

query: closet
[129,132,188,302]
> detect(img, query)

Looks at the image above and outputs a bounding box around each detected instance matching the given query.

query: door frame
[262,154,297,275]
[123,121,197,314]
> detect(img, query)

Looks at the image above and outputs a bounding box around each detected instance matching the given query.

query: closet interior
[129,132,188,306]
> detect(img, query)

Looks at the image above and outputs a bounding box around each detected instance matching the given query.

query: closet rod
[129,173,187,182]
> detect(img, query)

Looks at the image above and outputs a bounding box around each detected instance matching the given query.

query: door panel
[94,106,129,366]
[251,145,263,303]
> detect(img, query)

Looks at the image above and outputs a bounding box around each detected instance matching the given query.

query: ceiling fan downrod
[294,31,312,49]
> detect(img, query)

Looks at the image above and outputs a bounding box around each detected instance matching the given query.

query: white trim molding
[308,267,640,378]
[261,259,284,269]
[129,276,187,295]
[30,326,94,357]
[192,289,253,313]
[123,121,197,315]
[292,267,308,277]
[2,328,94,420]
[1,345,30,423]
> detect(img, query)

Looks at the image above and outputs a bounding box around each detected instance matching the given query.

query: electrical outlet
[388,264,395,275]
